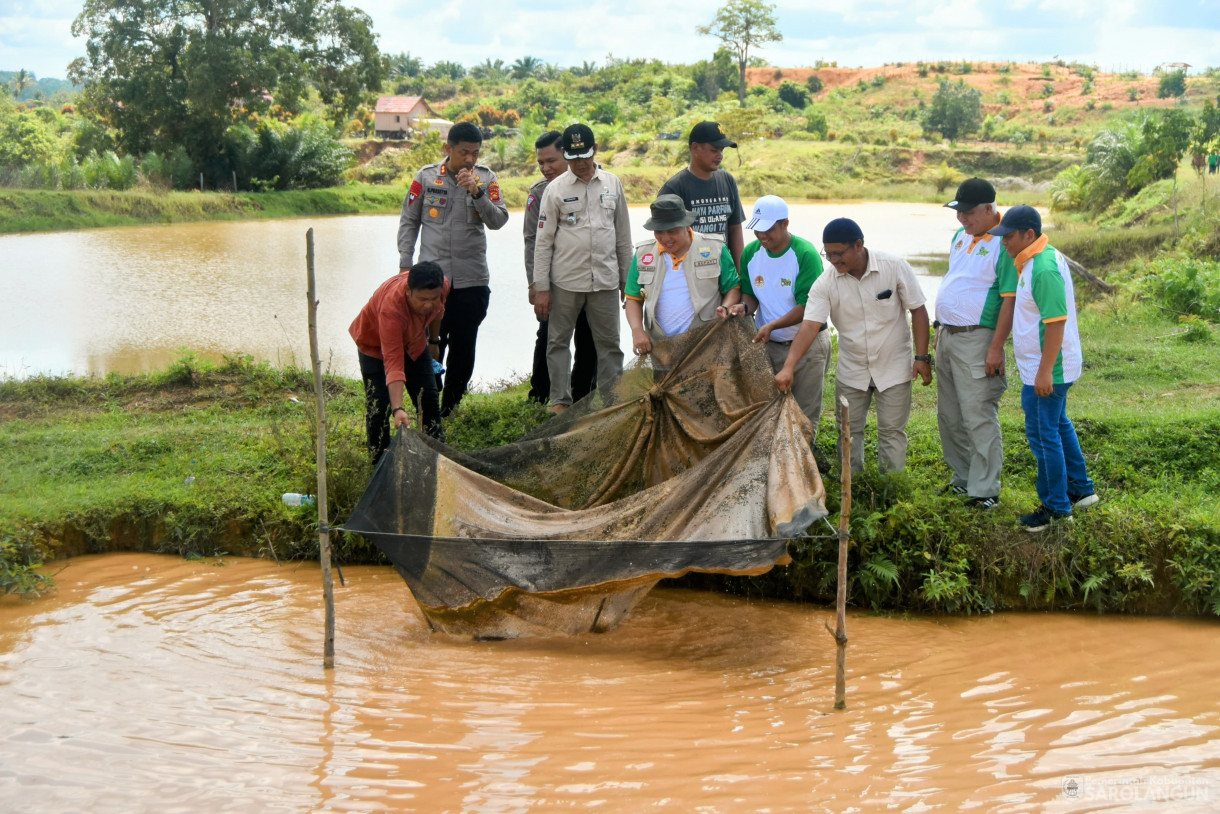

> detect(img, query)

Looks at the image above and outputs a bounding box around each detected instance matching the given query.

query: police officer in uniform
[398,121,510,417]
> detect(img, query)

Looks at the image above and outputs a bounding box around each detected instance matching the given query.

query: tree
[471,59,508,82]
[1157,70,1187,99]
[511,56,543,81]
[697,0,782,107]
[388,52,424,80]
[69,0,383,181]
[920,79,982,142]
[777,80,809,109]
[8,69,36,99]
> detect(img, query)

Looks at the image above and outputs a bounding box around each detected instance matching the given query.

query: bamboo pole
[306,228,336,669]
[826,395,851,710]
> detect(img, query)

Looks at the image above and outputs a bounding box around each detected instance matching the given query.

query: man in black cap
[532,123,632,414]
[776,218,931,474]
[659,121,747,269]
[936,178,1018,510]
[523,129,597,405]
[624,194,741,355]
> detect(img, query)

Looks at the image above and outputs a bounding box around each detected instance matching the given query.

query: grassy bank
[2,298,1218,615]
[0,142,1076,234]
[0,184,406,234]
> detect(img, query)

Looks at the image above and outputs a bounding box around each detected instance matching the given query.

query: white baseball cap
[745,195,789,232]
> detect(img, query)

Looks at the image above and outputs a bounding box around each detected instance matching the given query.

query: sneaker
[1019,505,1073,533]
[939,484,968,497]
[1069,492,1100,509]
[966,496,1000,510]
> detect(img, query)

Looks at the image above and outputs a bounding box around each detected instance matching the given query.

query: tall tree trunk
[737,57,746,107]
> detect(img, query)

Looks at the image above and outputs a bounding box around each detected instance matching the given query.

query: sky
[3,0,1219,81]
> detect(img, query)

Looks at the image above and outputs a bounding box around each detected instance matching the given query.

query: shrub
[1157,70,1187,99]
[806,74,824,94]
[1142,257,1220,322]
[777,80,810,109]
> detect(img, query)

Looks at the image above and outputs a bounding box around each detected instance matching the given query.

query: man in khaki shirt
[532,123,632,413]
[776,218,932,474]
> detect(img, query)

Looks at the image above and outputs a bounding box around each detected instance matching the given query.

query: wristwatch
[914,354,932,363]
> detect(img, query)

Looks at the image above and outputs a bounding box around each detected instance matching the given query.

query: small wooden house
[374,96,438,138]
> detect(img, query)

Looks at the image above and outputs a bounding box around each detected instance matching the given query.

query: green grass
[2,301,1218,614]
[0,184,407,234]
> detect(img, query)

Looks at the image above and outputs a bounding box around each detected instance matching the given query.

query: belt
[769,339,793,346]
[940,323,983,334]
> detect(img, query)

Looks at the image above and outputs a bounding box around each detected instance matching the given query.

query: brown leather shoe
[546,404,568,417]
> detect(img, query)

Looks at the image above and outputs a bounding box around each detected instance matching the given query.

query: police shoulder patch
[488,182,502,203]
[408,179,422,206]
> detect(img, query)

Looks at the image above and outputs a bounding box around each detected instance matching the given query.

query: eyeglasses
[822,248,853,261]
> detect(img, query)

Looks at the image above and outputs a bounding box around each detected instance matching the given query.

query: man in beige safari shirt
[776,217,932,474]
[532,123,632,414]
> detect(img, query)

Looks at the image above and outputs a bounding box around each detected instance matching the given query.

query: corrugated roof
[376,96,426,113]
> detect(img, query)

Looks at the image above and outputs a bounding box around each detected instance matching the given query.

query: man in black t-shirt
[658,120,746,268]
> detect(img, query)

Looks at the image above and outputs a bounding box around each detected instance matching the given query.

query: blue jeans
[1020,383,1095,515]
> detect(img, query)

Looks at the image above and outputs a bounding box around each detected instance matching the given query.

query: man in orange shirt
[349,261,449,461]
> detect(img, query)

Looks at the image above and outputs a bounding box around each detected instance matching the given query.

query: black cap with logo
[944,177,996,211]
[688,121,737,149]
[562,124,596,160]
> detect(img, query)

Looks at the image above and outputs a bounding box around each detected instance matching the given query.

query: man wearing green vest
[738,195,831,439]
[624,194,741,356]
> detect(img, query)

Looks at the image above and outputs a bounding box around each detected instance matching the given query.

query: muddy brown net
[343,318,827,638]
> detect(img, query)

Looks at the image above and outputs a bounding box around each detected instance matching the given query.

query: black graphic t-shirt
[659,169,746,238]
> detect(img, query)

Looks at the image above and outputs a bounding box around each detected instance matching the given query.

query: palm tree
[9,69,36,99]
[387,53,422,80]
[569,61,599,78]
[471,59,507,82]
[511,56,543,81]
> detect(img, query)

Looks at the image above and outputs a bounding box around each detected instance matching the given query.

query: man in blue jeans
[989,206,1098,532]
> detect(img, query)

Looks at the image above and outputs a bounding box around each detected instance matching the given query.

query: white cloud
[2,0,1217,80]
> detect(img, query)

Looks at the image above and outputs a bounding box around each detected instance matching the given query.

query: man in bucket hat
[659,121,747,268]
[936,178,1019,510]
[532,123,633,414]
[624,194,741,355]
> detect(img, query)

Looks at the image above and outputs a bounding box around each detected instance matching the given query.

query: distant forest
[0,71,78,101]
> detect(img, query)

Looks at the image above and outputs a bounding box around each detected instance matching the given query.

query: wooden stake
[827,395,851,710]
[306,228,336,669]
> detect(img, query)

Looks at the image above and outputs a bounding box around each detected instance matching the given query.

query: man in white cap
[738,195,831,439]
[624,194,741,354]
[937,177,1018,510]
[532,123,632,414]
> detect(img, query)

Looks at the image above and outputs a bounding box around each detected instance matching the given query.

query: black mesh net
[342,317,827,638]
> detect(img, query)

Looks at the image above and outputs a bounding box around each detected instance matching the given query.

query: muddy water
[1,554,1216,813]
[0,203,946,382]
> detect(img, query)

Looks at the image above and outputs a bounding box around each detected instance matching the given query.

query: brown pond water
[0,203,947,382]
[1,553,1216,813]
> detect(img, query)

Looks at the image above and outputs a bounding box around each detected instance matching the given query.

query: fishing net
[343,317,827,638]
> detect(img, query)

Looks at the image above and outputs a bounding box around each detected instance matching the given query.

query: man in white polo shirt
[937,178,1018,510]
[738,195,831,439]
[776,218,932,474]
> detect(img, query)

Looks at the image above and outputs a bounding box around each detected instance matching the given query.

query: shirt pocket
[692,260,720,281]
[558,200,585,228]
[465,194,481,224]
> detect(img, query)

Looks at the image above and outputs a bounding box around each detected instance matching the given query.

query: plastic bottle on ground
[282,493,316,507]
